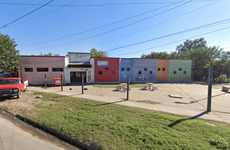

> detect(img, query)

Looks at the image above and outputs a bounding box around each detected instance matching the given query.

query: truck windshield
[0,79,21,85]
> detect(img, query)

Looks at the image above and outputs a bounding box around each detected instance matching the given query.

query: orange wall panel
[157,59,169,81]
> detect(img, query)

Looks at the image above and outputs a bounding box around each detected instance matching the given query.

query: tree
[0,33,22,72]
[36,52,60,56]
[141,51,180,59]
[176,37,207,53]
[90,48,108,57]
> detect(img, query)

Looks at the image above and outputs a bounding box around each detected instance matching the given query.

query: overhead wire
[116,26,230,57]
[22,1,191,51]
[106,18,230,52]
[20,0,186,47]
[78,0,221,51]
[0,0,54,29]
[4,0,79,28]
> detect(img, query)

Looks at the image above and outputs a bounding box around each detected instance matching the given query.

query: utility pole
[127,75,130,100]
[61,74,63,91]
[82,73,84,94]
[44,74,47,89]
[207,63,213,112]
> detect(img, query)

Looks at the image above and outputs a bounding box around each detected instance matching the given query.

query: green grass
[92,84,144,88]
[21,92,230,150]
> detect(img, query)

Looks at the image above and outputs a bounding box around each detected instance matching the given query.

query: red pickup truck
[0,77,28,99]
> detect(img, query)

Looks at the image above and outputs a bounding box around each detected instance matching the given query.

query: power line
[116,26,230,56]
[0,0,219,6]
[0,0,54,29]
[22,1,191,51]
[106,18,230,52]
[21,1,185,47]
[0,2,102,7]
[4,0,79,28]
[78,0,221,52]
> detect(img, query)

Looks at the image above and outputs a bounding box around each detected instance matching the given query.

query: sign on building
[97,61,108,67]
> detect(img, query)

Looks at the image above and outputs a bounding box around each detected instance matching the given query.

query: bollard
[207,63,213,112]
[61,74,63,91]
[44,74,47,89]
[127,75,130,100]
[82,74,84,94]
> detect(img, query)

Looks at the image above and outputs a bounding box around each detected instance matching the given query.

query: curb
[0,109,98,150]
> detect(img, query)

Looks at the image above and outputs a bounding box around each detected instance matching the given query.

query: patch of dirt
[0,90,56,115]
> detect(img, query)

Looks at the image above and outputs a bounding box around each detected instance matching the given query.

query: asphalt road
[0,115,65,150]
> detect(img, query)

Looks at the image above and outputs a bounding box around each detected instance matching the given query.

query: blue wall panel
[133,59,157,83]
[119,59,134,82]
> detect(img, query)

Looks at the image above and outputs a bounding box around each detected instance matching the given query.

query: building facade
[19,56,65,84]
[65,52,92,84]
[94,58,120,83]
[119,59,134,83]
[133,59,157,83]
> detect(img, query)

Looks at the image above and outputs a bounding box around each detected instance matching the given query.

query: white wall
[87,58,95,83]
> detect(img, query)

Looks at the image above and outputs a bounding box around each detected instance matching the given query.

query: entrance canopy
[68,62,91,68]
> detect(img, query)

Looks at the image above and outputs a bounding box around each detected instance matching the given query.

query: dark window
[173,71,177,74]
[121,68,125,71]
[144,68,147,71]
[127,68,130,71]
[105,68,109,71]
[37,68,48,72]
[111,71,115,75]
[25,68,33,72]
[149,71,153,74]
[138,71,142,74]
[184,71,187,74]
[179,68,182,71]
[162,68,165,71]
[52,68,63,72]
[192,68,194,71]
[99,71,102,75]
[158,68,161,71]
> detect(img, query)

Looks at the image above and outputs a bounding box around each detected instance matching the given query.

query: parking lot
[24,82,230,124]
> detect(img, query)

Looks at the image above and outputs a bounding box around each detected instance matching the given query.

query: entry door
[70,72,86,82]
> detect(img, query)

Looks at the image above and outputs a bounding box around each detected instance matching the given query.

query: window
[158,68,161,71]
[105,68,109,71]
[144,68,147,71]
[25,68,33,72]
[173,71,177,74]
[37,68,48,72]
[127,68,130,71]
[99,71,102,75]
[121,68,125,71]
[111,71,115,75]
[162,68,165,71]
[184,71,187,74]
[52,68,63,72]
[179,68,182,71]
[138,71,142,74]
[149,71,153,74]
[192,68,194,71]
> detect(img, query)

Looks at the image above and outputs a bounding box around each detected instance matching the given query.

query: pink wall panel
[19,56,65,84]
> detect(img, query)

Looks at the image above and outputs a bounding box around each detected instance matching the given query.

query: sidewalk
[27,83,230,124]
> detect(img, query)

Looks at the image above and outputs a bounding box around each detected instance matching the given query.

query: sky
[0,0,230,58]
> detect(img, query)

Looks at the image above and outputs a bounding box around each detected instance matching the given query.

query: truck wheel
[17,91,22,99]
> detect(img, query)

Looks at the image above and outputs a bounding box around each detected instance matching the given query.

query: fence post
[61,74,63,91]
[82,73,84,94]
[207,63,213,112]
[44,74,47,89]
[127,75,130,100]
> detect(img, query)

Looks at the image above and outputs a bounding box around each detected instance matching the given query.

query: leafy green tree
[90,48,108,57]
[141,52,171,58]
[176,38,207,53]
[0,33,22,72]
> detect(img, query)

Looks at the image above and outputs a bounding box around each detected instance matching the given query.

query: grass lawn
[21,92,230,150]
[92,84,144,88]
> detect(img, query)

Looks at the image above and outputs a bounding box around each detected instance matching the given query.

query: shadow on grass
[175,92,229,105]
[168,111,209,128]
[96,100,128,106]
